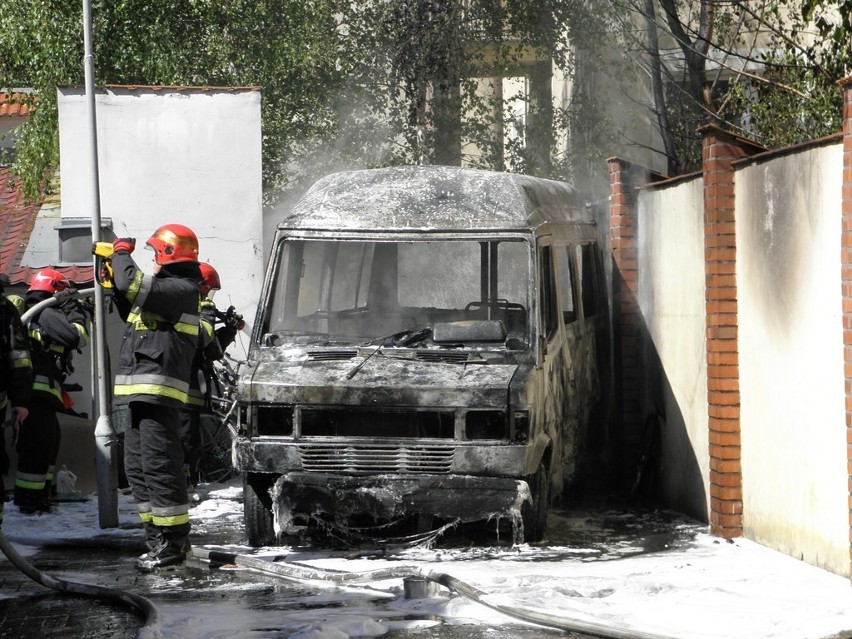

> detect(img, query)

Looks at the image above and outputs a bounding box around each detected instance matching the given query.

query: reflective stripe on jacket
[23,297,87,409]
[0,295,33,410]
[112,252,201,408]
[185,297,217,409]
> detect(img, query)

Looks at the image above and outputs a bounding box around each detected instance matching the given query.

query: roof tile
[0,92,32,117]
[0,167,92,286]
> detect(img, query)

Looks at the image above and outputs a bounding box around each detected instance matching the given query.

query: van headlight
[512,410,530,442]
[464,410,507,440]
[254,405,295,436]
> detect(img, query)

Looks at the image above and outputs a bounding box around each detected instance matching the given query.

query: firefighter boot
[14,487,51,514]
[136,523,191,571]
[143,522,163,551]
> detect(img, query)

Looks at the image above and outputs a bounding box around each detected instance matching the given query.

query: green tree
[0,0,339,202]
[614,0,850,175]
[328,0,617,186]
[7,1,844,206]
[0,1,640,204]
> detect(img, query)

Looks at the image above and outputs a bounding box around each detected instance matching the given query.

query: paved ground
[0,540,148,638]
[0,492,243,639]
[0,538,583,639]
[1,495,850,639]
[0,494,633,639]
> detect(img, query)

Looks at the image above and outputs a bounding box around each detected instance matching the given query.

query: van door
[574,242,605,416]
[536,242,579,501]
[553,243,584,496]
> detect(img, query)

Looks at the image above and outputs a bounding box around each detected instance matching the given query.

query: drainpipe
[83,0,119,528]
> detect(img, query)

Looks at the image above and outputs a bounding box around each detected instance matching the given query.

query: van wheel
[243,472,277,547]
[521,465,548,543]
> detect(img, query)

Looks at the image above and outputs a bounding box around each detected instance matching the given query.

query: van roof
[277,165,592,232]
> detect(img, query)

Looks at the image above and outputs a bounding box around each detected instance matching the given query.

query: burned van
[234,165,611,546]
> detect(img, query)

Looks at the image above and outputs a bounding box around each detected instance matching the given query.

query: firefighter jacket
[111,251,201,408]
[0,293,33,412]
[23,291,89,409]
[186,297,217,410]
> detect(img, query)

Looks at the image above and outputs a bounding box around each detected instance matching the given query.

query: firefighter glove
[224,306,245,331]
[113,237,136,254]
[55,288,79,310]
[12,406,28,427]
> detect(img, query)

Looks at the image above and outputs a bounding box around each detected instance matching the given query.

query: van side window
[540,246,559,339]
[330,242,374,311]
[576,243,600,318]
[496,240,528,306]
[555,245,577,324]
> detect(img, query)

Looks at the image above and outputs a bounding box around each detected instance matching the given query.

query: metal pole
[83,0,118,528]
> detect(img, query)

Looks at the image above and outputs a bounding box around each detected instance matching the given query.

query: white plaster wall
[637,178,710,520]
[736,144,848,576]
[0,116,25,151]
[57,86,263,359]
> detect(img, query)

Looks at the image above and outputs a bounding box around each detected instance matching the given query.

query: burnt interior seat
[464,300,527,337]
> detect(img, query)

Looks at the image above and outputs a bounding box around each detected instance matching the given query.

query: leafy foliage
[719,0,848,151]
[2,0,627,203]
[625,0,850,174]
[0,0,339,202]
[336,0,618,182]
[1,0,849,205]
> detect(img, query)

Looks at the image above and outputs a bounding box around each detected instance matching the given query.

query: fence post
[699,125,764,538]
[838,75,852,579]
[607,157,645,492]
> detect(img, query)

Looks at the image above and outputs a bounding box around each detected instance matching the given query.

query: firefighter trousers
[14,400,60,511]
[124,401,190,532]
[178,408,201,485]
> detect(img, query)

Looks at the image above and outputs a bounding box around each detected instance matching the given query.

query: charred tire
[243,472,277,547]
[521,465,548,543]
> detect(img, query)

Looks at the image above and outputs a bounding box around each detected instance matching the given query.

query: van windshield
[263,238,530,347]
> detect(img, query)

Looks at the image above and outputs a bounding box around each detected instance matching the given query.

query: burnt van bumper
[270,472,529,526]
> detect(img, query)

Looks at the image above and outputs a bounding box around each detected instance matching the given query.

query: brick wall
[840,75,852,577]
[608,83,851,568]
[607,157,643,489]
[700,126,764,537]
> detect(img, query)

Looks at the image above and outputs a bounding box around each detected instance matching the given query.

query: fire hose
[19,286,98,325]
[5,289,682,639]
[0,534,685,639]
[0,531,162,638]
[191,547,685,639]
[5,287,163,638]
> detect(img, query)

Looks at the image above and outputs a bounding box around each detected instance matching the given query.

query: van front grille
[306,350,357,361]
[297,443,453,474]
[300,408,455,438]
[415,351,469,363]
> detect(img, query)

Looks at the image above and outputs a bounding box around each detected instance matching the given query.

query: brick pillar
[839,75,852,578]
[607,158,643,490]
[700,125,764,538]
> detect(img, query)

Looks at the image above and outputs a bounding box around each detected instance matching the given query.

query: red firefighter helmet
[29,268,70,294]
[145,224,199,265]
[198,262,221,297]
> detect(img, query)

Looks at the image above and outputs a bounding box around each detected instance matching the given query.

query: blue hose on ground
[192,547,683,639]
[0,530,162,639]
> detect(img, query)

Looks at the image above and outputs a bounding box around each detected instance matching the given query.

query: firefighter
[179,262,243,487]
[200,262,245,357]
[110,224,201,571]
[0,275,33,527]
[13,268,89,514]
[178,261,219,488]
